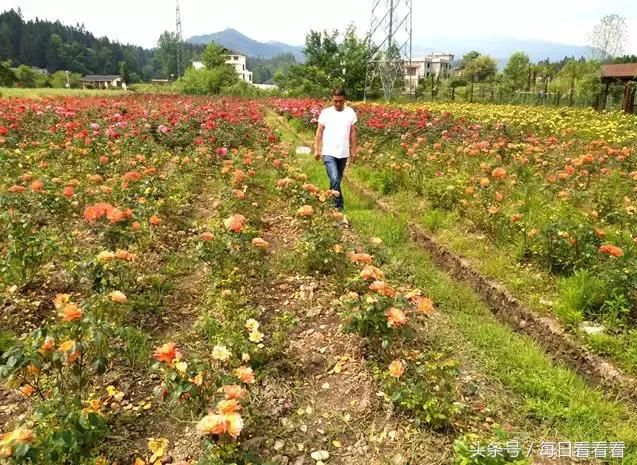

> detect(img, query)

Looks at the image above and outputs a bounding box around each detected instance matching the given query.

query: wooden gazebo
[599,63,637,113]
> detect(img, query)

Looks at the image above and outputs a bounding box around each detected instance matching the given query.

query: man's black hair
[332,88,346,98]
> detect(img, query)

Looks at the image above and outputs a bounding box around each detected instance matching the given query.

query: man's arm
[349,123,358,161]
[314,123,325,161]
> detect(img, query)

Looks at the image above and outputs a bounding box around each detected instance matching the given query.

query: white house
[192,53,253,84]
[404,53,454,93]
[225,54,253,83]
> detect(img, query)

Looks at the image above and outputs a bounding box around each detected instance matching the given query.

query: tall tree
[304,29,340,74]
[463,54,497,103]
[503,52,531,90]
[461,50,481,67]
[119,61,130,84]
[277,25,380,99]
[200,42,227,68]
[588,14,627,62]
[156,31,179,79]
[336,24,369,100]
[464,55,497,82]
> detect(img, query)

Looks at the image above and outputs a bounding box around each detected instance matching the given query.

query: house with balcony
[225,53,253,83]
[404,52,454,94]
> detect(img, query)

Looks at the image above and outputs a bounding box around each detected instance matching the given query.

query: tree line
[0,8,206,84]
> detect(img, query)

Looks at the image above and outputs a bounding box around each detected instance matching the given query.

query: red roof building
[599,63,637,113]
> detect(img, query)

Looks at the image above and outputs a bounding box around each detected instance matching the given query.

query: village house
[192,52,253,84]
[404,52,455,94]
[80,74,123,89]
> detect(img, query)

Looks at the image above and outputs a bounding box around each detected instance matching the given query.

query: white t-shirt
[318,106,357,158]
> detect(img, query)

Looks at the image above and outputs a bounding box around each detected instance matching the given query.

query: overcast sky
[4,0,637,53]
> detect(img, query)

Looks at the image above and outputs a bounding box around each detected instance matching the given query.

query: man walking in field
[314,88,358,211]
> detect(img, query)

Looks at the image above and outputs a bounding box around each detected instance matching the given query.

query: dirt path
[102,179,222,463]
[233,198,451,465]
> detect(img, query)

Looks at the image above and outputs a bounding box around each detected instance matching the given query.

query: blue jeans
[323,155,348,210]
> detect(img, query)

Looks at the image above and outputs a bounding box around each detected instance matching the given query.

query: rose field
[2,93,637,465]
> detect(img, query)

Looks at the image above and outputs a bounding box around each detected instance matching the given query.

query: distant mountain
[186,28,304,62]
[413,35,593,68]
[187,29,594,69]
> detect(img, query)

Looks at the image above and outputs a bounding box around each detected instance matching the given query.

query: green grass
[0,87,127,98]
[117,326,152,370]
[341,161,637,375]
[293,149,637,461]
[348,165,560,309]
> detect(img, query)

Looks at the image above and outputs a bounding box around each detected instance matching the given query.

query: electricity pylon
[364,0,413,101]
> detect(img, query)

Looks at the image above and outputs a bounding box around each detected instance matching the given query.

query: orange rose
[20,384,34,397]
[223,385,246,400]
[7,185,26,193]
[388,360,405,378]
[153,342,179,364]
[115,250,138,261]
[149,215,161,226]
[360,265,383,281]
[217,399,242,415]
[234,366,255,384]
[491,167,507,179]
[196,414,227,435]
[224,214,246,233]
[296,205,314,217]
[276,177,293,188]
[416,297,435,315]
[369,280,396,297]
[232,169,247,186]
[386,307,408,328]
[302,183,320,194]
[599,244,623,257]
[30,180,44,192]
[61,303,82,322]
[106,207,126,223]
[349,252,373,265]
[63,186,74,198]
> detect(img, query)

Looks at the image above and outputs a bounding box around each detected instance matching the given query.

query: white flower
[211,345,231,362]
[245,318,260,332]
